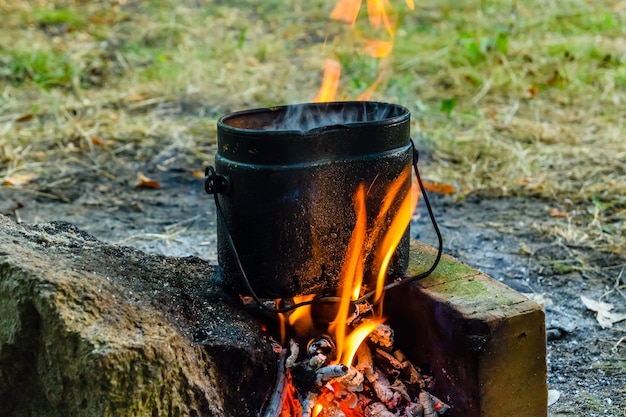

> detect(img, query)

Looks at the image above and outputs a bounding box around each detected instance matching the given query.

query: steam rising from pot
[262,102,404,132]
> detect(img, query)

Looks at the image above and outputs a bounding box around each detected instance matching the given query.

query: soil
[0,148,624,416]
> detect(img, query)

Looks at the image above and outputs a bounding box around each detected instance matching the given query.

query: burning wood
[267,314,451,417]
[418,391,451,417]
[367,367,402,408]
[368,324,394,349]
[317,364,350,385]
[287,338,300,369]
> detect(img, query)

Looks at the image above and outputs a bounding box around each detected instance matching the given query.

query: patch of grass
[2,50,75,88]
[0,0,625,257]
[31,7,86,28]
[551,260,578,275]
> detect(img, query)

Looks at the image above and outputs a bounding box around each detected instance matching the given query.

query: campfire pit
[205,102,548,417]
[255,242,547,417]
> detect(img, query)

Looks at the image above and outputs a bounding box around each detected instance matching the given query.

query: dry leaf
[523,293,554,308]
[422,181,456,195]
[548,207,569,218]
[16,114,35,123]
[135,172,160,189]
[548,389,561,406]
[2,173,38,186]
[580,295,626,329]
[124,91,150,103]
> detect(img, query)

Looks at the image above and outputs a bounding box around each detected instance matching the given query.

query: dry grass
[0,0,625,255]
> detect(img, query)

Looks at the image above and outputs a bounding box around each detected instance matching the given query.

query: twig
[263,350,287,417]
[611,336,625,353]
[164,214,202,231]
[471,76,494,105]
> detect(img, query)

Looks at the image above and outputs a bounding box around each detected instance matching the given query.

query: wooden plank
[385,240,548,417]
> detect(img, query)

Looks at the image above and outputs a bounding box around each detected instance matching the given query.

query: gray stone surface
[0,215,277,417]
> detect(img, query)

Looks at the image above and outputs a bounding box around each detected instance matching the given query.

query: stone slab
[0,215,277,417]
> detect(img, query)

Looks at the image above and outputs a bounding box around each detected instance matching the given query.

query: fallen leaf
[548,389,561,406]
[16,114,35,123]
[2,173,38,186]
[135,172,160,189]
[422,181,456,195]
[124,91,150,103]
[548,207,569,218]
[580,295,626,329]
[523,292,554,308]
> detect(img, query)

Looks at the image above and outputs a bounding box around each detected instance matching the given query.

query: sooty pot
[208,101,413,299]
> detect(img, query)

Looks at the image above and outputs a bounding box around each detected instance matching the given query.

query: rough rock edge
[0,215,277,417]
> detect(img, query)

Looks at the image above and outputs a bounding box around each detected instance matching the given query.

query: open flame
[313,59,342,103]
[278,166,418,416]
[329,165,418,373]
[276,3,423,415]
[315,0,414,101]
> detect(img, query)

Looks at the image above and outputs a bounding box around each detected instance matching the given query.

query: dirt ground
[0,141,623,417]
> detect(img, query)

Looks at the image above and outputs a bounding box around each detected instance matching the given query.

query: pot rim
[217,101,410,136]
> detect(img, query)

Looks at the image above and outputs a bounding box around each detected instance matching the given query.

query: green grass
[0,0,625,255]
[3,50,75,88]
[31,7,86,28]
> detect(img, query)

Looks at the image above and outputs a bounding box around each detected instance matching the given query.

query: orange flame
[313,59,342,103]
[290,5,419,414]
[364,166,410,259]
[363,38,394,58]
[338,318,384,366]
[328,184,367,359]
[373,180,419,306]
[312,403,324,417]
[316,0,412,101]
[330,0,362,24]
[288,295,316,328]
[330,169,415,366]
[366,0,394,35]
[282,170,418,415]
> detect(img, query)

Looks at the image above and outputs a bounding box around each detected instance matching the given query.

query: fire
[313,59,341,103]
[330,0,361,24]
[282,167,418,416]
[315,0,413,101]
[328,184,367,359]
[279,3,419,414]
[337,318,382,367]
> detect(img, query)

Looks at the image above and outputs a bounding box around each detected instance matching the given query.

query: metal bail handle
[204,138,443,314]
[205,166,232,195]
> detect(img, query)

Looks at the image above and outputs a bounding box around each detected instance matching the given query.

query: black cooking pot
[210,101,412,299]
